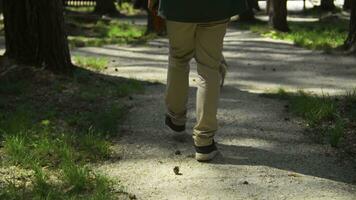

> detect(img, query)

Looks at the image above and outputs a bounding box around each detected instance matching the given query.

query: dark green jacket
[158,0,248,23]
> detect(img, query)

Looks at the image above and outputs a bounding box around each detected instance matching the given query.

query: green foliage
[68,19,147,48]
[79,128,111,159]
[344,89,356,120]
[0,67,144,199]
[238,19,348,50]
[289,91,336,127]
[117,2,139,16]
[268,89,356,148]
[328,117,345,147]
[3,134,33,167]
[61,161,92,193]
[74,56,109,71]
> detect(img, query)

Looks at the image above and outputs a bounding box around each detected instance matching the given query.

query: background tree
[94,0,121,16]
[343,0,351,10]
[3,0,73,73]
[320,0,335,11]
[239,0,260,21]
[267,0,289,32]
[134,0,165,35]
[343,0,356,52]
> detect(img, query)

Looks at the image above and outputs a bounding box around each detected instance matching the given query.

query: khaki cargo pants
[165,19,228,147]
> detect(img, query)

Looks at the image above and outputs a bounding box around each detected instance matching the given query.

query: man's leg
[165,21,196,127]
[193,20,228,147]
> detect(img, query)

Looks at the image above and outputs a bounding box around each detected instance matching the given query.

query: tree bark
[3,0,73,73]
[320,0,336,11]
[239,0,258,21]
[0,0,3,14]
[343,0,351,10]
[268,0,289,32]
[344,0,356,52]
[134,0,165,35]
[94,0,120,16]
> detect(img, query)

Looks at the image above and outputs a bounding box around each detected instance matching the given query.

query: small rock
[129,194,137,199]
[175,150,181,155]
[173,166,182,175]
[288,173,301,177]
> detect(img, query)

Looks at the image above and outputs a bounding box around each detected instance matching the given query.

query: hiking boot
[195,142,218,162]
[165,115,186,132]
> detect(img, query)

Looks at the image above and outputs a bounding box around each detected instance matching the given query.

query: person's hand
[148,0,158,12]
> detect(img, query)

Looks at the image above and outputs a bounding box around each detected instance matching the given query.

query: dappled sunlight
[70,21,356,199]
[72,28,356,96]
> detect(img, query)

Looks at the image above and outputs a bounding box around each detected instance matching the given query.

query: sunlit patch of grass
[61,160,92,193]
[68,19,148,48]
[65,6,94,13]
[1,113,118,199]
[0,66,146,199]
[238,19,348,50]
[3,134,33,167]
[74,56,109,71]
[79,129,111,160]
[263,89,356,148]
[288,91,336,127]
[117,2,140,16]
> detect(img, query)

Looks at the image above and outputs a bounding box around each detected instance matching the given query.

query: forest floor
[72,26,356,199]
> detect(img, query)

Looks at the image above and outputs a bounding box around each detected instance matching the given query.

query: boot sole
[195,150,218,162]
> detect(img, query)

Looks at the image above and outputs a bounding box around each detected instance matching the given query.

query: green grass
[264,89,356,148]
[0,66,144,199]
[67,19,149,48]
[289,91,336,127]
[236,19,349,50]
[65,2,139,16]
[117,2,140,16]
[74,56,109,71]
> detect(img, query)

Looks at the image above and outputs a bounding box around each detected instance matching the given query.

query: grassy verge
[234,18,349,50]
[65,10,156,49]
[66,17,152,48]
[0,62,144,199]
[262,89,356,156]
[65,2,140,16]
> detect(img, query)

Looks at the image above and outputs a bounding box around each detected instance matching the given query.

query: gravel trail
[74,28,356,200]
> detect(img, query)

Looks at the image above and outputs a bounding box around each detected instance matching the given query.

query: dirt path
[73,29,356,199]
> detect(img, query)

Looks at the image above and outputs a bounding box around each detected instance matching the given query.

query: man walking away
[149,0,247,162]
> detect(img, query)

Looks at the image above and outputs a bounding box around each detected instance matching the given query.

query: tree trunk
[268,0,289,32]
[0,0,3,14]
[3,0,73,73]
[134,0,165,35]
[94,0,120,16]
[320,0,335,11]
[343,0,351,10]
[239,0,258,21]
[344,0,356,52]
